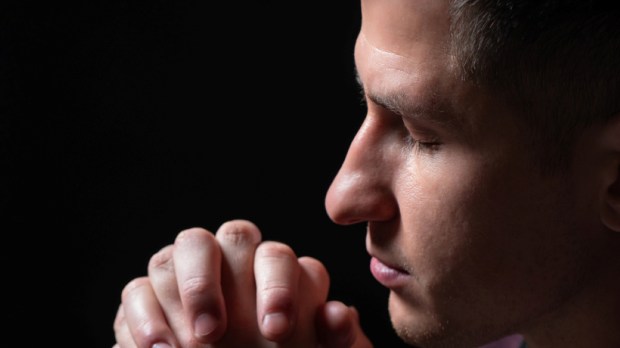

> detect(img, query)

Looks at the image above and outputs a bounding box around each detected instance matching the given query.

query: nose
[325,115,399,225]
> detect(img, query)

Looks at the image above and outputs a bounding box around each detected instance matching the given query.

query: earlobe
[600,113,620,233]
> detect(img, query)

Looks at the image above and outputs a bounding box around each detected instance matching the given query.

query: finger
[215,219,262,340]
[148,244,208,346]
[276,256,330,347]
[349,307,373,348]
[113,304,138,348]
[317,302,374,348]
[298,256,330,303]
[317,301,355,348]
[121,277,179,348]
[254,241,301,341]
[172,227,226,343]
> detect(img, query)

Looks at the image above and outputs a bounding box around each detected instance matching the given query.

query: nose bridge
[344,116,391,175]
[325,115,399,225]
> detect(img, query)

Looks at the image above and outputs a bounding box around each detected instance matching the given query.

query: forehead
[360,0,450,55]
[358,0,451,80]
[356,0,495,135]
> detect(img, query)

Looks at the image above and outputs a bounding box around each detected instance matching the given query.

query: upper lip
[367,249,409,274]
[365,222,410,274]
[366,223,409,273]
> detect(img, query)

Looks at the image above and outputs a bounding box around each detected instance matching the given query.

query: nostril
[340,217,365,226]
[325,192,365,226]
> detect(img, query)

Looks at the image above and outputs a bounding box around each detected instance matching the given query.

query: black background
[3,1,409,347]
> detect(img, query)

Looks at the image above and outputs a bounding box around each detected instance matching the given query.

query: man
[113,0,620,347]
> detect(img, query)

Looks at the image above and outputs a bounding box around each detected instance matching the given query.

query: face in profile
[325,0,604,346]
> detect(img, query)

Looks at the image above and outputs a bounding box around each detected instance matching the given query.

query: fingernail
[263,312,289,336]
[194,313,218,338]
[152,344,172,348]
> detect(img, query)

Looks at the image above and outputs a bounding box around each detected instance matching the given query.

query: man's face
[325,0,601,346]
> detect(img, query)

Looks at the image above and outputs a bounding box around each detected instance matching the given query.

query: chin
[391,316,455,348]
[388,291,448,347]
[388,292,498,348]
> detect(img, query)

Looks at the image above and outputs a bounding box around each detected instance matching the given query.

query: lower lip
[370,257,409,289]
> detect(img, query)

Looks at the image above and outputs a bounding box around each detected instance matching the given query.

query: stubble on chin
[388,291,448,348]
[388,291,501,348]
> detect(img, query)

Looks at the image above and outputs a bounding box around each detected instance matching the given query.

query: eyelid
[401,115,444,150]
[404,135,442,155]
[358,84,443,142]
[405,123,442,146]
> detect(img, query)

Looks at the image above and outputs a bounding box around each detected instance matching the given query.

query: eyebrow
[354,68,460,128]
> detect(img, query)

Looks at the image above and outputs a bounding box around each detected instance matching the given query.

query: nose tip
[325,115,399,226]
[325,170,397,226]
[325,177,364,225]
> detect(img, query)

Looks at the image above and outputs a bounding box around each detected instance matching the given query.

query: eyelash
[404,135,441,153]
[358,89,441,153]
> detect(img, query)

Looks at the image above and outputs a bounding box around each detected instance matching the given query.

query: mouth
[369,256,410,289]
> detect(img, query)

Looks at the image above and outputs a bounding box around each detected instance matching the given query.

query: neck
[522,253,620,348]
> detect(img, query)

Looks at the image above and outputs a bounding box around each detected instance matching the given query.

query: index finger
[254,241,301,342]
[173,227,227,343]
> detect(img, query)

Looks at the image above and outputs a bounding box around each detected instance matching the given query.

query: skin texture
[114,221,372,348]
[325,0,620,347]
[114,1,620,347]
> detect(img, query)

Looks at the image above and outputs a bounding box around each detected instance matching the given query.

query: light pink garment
[478,334,524,348]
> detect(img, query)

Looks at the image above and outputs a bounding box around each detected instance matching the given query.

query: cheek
[395,154,488,283]
[394,150,561,291]
[395,149,591,323]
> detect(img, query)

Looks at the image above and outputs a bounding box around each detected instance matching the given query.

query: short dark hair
[450,0,620,172]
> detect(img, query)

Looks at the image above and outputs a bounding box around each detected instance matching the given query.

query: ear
[600,113,620,233]
[603,171,620,232]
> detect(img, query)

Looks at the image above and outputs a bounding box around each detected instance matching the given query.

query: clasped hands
[113,219,372,348]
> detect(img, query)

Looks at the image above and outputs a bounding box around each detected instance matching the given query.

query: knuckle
[299,256,330,297]
[176,227,212,243]
[121,277,150,301]
[299,256,328,277]
[180,275,212,299]
[148,245,174,272]
[175,227,219,255]
[256,241,296,260]
[260,285,294,312]
[260,282,293,297]
[134,319,167,346]
[217,219,262,246]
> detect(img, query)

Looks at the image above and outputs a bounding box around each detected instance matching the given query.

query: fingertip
[216,219,262,246]
[298,256,330,302]
[317,301,356,348]
[148,245,174,274]
[298,256,330,284]
[324,301,354,330]
[175,226,214,244]
[121,277,150,302]
[349,305,360,322]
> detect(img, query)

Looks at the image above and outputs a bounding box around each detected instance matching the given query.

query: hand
[113,219,373,348]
